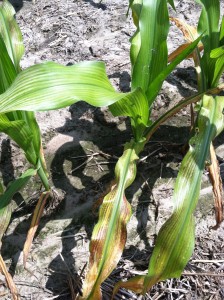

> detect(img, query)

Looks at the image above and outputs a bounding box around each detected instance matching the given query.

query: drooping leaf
[130,0,169,96]
[79,140,145,300]
[113,95,224,296]
[0,0,24,72]
[0,61,145,113]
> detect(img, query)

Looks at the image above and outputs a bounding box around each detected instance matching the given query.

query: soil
[0,0,224,299]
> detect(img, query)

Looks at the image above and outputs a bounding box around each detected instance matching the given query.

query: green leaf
[167,0,175,10]
[196,0,220,52]
[210,46,224,86]
[0,114,38,165]
[210,46,224,58]
[220,16,224,45]
[196,0,221,88]
[0,168,37,241]
[0,61,145,113]
[109,87,149,141]
[0,36,17,93]
[113,95,224,296]
[128,0,142,26]
[0,0,24,72]
[147,35,202,105]
[130,0,169,96]
[0,182,4,195]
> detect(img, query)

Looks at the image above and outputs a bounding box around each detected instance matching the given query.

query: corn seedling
[0,0,223,299]
[171,0,224,227]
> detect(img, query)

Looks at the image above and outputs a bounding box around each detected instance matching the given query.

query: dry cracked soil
[0,0,224,299]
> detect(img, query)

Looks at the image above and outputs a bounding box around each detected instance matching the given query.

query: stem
[37,164,50,191]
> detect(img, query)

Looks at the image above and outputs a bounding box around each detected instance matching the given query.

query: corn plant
[0,0,224,299]
[171,0,224,227]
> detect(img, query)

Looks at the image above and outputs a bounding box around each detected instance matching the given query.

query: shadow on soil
[4,91,224,297]
[1,113,192,299]
[9,0,33,12]
[83,0,107,10]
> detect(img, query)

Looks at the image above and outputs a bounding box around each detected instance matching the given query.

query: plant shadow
[8,0,33,12]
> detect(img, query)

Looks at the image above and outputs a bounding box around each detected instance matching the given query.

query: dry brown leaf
[168,17,203,64]
[207,144,223,228]
[0,255,20,300]
[23,191,51,266]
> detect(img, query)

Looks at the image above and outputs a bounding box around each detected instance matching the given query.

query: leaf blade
[0,61,142,113]
[79,140,145,299]
[113,95,224,295]
[0,0,24,72]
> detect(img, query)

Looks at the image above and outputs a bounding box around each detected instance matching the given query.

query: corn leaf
[207,144,223,227]
[129,0,142,27]
[220,16,224,45]
[79,140,145,300]
[0,115,38,165]
[147,36,202,105]
[113,95,224,296]
[171,17,200,43]
[167,0,175,10]
[196,0,220,52]
[0,36,17,93]
[211,46,224,87]
[0,61,147,113]
[109,87,149,141]
[196,0,221,88]
[0,255,19,300]
[0,168,37,242]
[23,191,51,267]
[0,0,24,73]
[130,0,169,96]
